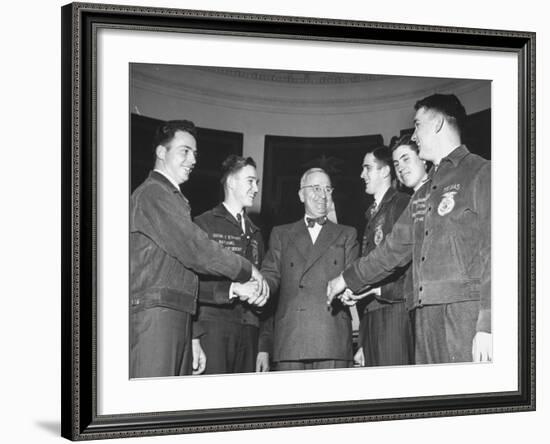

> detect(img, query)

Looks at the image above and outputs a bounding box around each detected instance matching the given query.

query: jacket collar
[379,186,399,207]
[149,170,181,193]
[211,203,260,234]
[367,186,398,218]
[148,170,189,205]
[440,144,470,167]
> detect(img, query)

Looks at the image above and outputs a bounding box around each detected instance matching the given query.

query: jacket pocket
[450,236,467,278]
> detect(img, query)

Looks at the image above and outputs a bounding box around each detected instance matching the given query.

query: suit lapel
[302,221,342,276]
[287,220,311,263]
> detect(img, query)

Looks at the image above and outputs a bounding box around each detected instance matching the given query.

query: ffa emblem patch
[374,225,384,245]
[438,191,457,216]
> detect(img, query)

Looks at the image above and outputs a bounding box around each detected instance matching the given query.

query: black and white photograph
[3,0,548,442]
[54,1,538,441]
[129,63,492,378]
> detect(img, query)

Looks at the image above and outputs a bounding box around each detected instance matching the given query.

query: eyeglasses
[301,185,334,195]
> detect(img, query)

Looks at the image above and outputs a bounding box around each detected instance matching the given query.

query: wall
[0,1,546,444]
[131,66,490,210]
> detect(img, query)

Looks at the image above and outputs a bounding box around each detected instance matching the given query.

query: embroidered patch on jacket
[374,225,384,245]
[443,183,461,193]
[250,240,259,265]
[411,195,430,221]
[438,191,458,216]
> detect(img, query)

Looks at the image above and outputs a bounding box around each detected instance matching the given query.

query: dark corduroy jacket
[130,171,252,315]
[344,146,491,333]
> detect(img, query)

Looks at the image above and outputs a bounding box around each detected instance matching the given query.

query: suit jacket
[356,187,410,317]
[261,219,359,362]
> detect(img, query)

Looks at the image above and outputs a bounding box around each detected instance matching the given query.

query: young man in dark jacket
[194,155,271,374]
[130,121,268,378]
[329,94,491,364]
[352,145,412,367]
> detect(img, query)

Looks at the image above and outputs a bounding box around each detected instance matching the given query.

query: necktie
[236,213,245,233]
[306,216,327,228]
[237,213,246,234]
[368,202,378,218]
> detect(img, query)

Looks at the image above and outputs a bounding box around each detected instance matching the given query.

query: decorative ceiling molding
[131,65,489,116]
[191,66,388,84]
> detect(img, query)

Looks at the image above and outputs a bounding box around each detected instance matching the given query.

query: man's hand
[248,278,269,308]
[248,266,270,307]
[472,331,492,362]
[326,274,347,306]
[354,347,365,367]
[251,265,265,287]
[256,351,270,372]
[192,339,207,375]
[339,287,380,306]
[233,279,269,308]
[233,280,260,301]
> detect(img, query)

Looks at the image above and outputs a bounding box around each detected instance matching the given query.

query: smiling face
[299,170,331,218]
[229,165,259,209]
[392,144,427,190]
[156,130,197,185]
[360,152,388,196]
[411,107,439,162]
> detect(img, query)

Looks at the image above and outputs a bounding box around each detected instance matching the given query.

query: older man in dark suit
[260,168,359,371]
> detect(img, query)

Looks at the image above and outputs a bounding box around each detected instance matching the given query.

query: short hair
[414,93,467,134]
[153,120,197,153]
[220,155,257,187]
[367,145,395,180]
[390,133,419,155]
[300,167,330,188]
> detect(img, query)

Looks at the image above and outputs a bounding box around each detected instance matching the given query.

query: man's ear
[227,174,239,192]
[434,113,445,134]
[381,164,391,179]
[155,144,167,160]
[298,189,305,203]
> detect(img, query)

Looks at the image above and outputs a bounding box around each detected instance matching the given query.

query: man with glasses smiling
[260,168,359,371]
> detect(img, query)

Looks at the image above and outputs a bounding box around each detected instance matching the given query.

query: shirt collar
[222,202,244,222]
[414,174,430,191]
[371,186,396,211]
[212,203,260,233]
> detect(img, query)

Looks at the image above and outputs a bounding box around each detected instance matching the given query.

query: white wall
[0,1,546,444]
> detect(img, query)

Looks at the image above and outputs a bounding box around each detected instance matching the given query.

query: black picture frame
[61,2,536,440]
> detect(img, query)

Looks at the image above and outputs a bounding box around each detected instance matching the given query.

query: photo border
[61,2,535,440]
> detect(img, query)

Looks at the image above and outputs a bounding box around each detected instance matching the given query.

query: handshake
[231,266,270,307]
[326,274,379,307]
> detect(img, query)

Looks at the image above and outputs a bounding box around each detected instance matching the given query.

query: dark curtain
[260,134,384,239]
[130,114,243,218]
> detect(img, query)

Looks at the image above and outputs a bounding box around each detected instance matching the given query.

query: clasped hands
[232,266,270,307]
[326,275,493,362]
[326,274,376,307]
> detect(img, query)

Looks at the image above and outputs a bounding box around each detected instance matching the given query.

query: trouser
[129,306,192,378]
[414,300,480,364]
[275,359,351,371]
[361,301,414,366]
[198,319,259,374]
